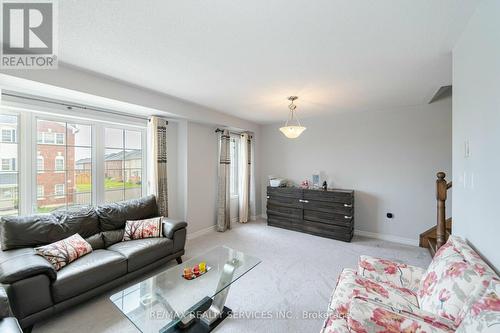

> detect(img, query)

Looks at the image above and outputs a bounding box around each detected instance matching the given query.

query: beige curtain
[216,129,231,231]
[238,133,251,223]
[148,116,168,216]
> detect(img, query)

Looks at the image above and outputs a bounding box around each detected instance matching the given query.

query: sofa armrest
[0,285,12,318]
[348,297,455,333]
[0,252,57,284]
[358,255,426,293]
[162,218,187,239]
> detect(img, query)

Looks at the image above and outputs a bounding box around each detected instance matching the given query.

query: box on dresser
[266,186,354,242]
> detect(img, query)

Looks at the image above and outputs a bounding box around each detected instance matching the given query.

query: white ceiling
[59,0,479,124]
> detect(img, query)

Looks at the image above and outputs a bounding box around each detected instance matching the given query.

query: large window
[0,114,19,217]
[0,105,147,217]
[104,127,143,203]
[36,119,93,212]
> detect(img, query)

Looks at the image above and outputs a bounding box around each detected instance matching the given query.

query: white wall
[452,0,500,271]
[261,98,452,244]
[185,122,218,234]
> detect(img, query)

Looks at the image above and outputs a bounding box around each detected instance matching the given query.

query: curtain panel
[238,133,252,223]
[216,129,231,232]
[148,116,168,217]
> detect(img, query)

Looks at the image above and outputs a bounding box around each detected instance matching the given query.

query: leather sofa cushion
[0,207,99,250]
[95,195,159,231]
[85,233,105,250]
[51,249,127,303]
[107,238,173,272]
[102,229,125,248]
[0,248,57,284]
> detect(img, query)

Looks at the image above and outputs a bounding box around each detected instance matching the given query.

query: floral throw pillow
[35,234,93,271]
[123,217,163,241]
[418,250,483,323]
[456,279,500,333]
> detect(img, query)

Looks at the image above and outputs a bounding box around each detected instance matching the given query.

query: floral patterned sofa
[321,236,500,333]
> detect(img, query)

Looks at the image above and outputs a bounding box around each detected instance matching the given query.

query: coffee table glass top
[110,246,261,333]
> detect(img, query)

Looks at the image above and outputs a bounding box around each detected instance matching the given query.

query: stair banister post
[436,172,447,250]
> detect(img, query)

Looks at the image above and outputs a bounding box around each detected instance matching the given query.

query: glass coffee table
[110,246,261,333]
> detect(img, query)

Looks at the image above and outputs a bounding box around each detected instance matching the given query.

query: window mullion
[94,124,104,205]
[24,113,35,215]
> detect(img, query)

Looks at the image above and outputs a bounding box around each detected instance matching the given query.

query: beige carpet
[34,219,431,333]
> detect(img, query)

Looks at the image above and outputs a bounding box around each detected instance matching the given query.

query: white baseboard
[187,225,216,241]
[354,229,417,246]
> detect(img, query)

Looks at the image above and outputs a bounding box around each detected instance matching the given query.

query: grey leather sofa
[0,285,22,333]
[0,195,187,331]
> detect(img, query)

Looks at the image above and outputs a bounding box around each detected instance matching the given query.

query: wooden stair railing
[419,172,452,256]
[436,172,448,249]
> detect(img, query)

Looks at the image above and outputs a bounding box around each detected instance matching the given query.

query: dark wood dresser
[266,186,354,242]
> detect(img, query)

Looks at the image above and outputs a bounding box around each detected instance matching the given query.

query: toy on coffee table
[182,261,210,280]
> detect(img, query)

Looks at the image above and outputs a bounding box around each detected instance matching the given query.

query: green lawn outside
[37,206,63,213]
[76,179,141,191]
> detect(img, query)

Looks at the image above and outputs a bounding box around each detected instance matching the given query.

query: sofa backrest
[0,206,99,251]
[95,195,158,231]
[455,278,500,333]
[418,235,498,327]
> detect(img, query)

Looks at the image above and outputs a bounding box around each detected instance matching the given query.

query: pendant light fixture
[279,96,306,139]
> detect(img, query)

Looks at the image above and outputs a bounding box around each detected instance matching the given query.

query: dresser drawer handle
[344,204,352,208]
[298,199,309,203]
[344,216,352,219]
[267,196,270,199]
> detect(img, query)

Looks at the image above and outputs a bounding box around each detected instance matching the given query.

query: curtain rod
[215,128,253,138]
[2,92,150,121]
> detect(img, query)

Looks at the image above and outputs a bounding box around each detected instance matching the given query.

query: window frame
[54,183,65,197]
[54,154,65,172]
[55,132,64,145]
[37,185,44,198]
[0,111,20,217]
[1,104,148,216]
[37,155,44,173]
[1,128,15,143]
[31,115,147,214]
[103,125,146,204]
[1,158,14,171]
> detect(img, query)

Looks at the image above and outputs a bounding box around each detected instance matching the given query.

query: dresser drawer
[267,195,302,209]
[302,200,353,215]
[267,204,302,220]
[267,187,302,199]
[303,189,353,204]
[267,215,300,230]
[303,209,353,227]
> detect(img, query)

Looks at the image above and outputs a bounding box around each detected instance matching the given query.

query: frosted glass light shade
[279,125,306,139]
